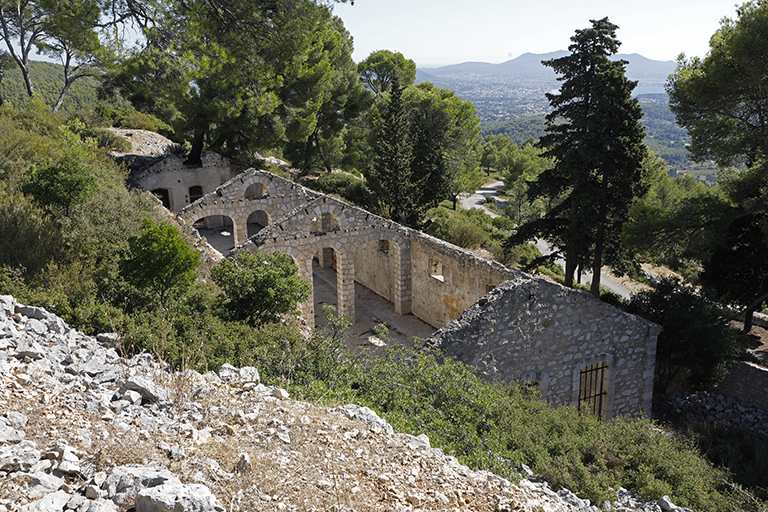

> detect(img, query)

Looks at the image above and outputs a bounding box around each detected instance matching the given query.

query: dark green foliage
[121,219,200,310]
[516,18,649,296]
[701,212,768,331]
[368,76,415,224]
[623,277,749,393]
[22,146,97,218]
[667,1,768,170]
[358,50,416,97]
[311,172,375,210]
[0,60,130,111]
[211,250,311,327]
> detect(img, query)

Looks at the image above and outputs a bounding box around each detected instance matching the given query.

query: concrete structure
[177,168,659,419]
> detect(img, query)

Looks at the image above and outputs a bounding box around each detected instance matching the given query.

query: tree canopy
[358,49,416,98]
[211,250,311,326]
[513,18,649,296]
[121,218,200,309]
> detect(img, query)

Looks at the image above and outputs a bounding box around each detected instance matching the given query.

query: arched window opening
[247,210,271,238]
[192,215,234,253]
[310,212,340,235]
[245,182,270,200]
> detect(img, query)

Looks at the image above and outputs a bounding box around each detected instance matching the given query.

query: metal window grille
[578,361,609,420]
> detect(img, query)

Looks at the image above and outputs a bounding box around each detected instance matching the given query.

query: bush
[211,250,311,326]
[312,172,375,210]
[622,277,749,393]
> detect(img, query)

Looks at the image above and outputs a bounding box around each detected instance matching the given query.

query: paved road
[462,180,632,299]
[459,180,505,217]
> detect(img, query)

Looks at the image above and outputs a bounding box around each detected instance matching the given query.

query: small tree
[121,218,200,309]
[623,277,748,393]
[21,124,99,218]
[211,250,311,326]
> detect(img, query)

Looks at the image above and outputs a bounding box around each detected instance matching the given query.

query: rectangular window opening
[429,258,444,282]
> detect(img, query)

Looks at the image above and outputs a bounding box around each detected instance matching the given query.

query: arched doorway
[312,246,340,328]
[193,215,235,253]
[247,210,271,238]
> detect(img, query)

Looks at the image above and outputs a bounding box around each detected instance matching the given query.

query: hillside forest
[1,0,768,510]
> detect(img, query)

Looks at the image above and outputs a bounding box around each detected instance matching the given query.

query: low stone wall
[426,276,660,419]
[711,361,768,413]
[661,389,768,438]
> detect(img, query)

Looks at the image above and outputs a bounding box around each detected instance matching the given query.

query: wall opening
[378,239,390,254]
[312,247,339,328]
[193,215,234,253]
[310,212,340,235]
[151,188,171,210]
[429,258,444,282]
[245,182,270,200]
[247,210,271,238]
[189,185,204,203]
[578,361,610,420]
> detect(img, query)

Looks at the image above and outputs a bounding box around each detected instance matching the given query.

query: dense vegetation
[0,60,130,111]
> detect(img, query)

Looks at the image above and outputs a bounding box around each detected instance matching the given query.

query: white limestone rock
[135,482,225,512]
[19,489,70,512]
[118,376,168,404]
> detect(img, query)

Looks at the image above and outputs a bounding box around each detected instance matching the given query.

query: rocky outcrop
[0,295,689,511]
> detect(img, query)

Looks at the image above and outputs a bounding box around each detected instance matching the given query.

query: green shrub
[312,172,375,210]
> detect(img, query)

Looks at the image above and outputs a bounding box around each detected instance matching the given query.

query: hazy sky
[333,0,740,67]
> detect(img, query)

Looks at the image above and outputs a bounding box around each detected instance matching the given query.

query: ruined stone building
[171,168,660,420]
[127,155,662,420]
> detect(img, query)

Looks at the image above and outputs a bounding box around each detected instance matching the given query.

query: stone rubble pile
[0,295,691,511]
[662,390,768,437]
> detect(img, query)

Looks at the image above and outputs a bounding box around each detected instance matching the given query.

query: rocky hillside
[0,295,690,512]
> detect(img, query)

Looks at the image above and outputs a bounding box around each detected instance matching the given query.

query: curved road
[460,180,632,299]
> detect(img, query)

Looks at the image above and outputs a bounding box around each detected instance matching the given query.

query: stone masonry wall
[426,276,661,419]
[131,151,235,213]
[409,232,519,328]
[712,361,768,412]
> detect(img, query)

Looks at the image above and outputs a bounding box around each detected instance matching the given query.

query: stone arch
[192,214,237,252]
[572,353,615,420]
[352,229,411,315]
[310,211,341,234]
[245,182,270,200]
[247,210,271,238]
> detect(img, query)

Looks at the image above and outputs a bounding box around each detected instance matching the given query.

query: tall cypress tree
[369,75,414,225]
[516,17,648,296]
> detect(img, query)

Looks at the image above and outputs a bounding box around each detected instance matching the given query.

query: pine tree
[516,17,648,296]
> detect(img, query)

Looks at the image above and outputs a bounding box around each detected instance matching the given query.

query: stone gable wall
[131,151,235,213]
[426,277,660,419]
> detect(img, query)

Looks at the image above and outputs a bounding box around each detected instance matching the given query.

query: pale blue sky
[333,0,740,67]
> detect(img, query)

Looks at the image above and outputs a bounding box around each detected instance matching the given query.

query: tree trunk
[590,174,610,298]
[185,126,206,166]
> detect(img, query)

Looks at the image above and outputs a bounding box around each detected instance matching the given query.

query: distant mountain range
[415,52,678,121]
[416,51,677,85]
